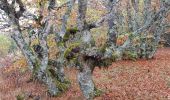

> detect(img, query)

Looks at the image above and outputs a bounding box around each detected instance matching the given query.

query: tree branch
[58,0,75,38]
[121,4,170,49]
[87,0,121,29]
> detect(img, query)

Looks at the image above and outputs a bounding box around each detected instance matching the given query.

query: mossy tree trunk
[77,56,95,100]
[55,47,66,83]
[54,0,75,83]
[0,0,62,96]
[107,0,118,46]
[76,0,97,99]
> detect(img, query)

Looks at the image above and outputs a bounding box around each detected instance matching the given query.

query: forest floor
[0,48,170,100]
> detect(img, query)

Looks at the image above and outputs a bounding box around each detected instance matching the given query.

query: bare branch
[121,5,170,49]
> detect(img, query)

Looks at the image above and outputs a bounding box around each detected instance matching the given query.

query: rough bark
[140,0,151,58]
[77,0,87,31]
[146,0,168,59]
[131,0,140,31]
[54,0,76,82]
[0,0,36,71]
[59,0,75,37]
[121,3,170,49]
[127,1,133,32]
[76,0,96,99]
[0,0,61,96]
[55,46,66,83]
[77,56,95,100]
[107,0,118,46]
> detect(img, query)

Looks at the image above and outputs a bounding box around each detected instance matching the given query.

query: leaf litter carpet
[0,48,170,100]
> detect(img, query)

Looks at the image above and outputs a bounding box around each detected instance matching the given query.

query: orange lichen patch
[116,34,129,46]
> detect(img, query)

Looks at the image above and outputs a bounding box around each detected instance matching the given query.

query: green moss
[112,52,120,61]
[88,87,103,99]
[66,27,78,34]
[99,43,107,53]
[64,42,80,59]
[63,27,79,42]
[123,51,138,61]
[47,68,71,95]
[93,88,103,97]
[57,41,65,47]
[48,68,56,77]
[63,33,70,42]
[68,57,78,65]
[54,79,71,93]
[32,60,40,77]
[96,58,112,67]
[16,93,25,100]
